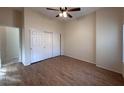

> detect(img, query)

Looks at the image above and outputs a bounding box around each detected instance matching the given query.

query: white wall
[96,8,122,73]
[23,8,64,65]
[64,13,96,64]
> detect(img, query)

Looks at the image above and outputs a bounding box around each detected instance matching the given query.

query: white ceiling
[30,7,101,21]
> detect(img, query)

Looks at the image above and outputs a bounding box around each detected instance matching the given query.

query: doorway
[0,26,21,67]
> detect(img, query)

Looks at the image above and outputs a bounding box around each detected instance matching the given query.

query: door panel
[53,33,60,57]
[44,32,53,59]
[31,30,44,63]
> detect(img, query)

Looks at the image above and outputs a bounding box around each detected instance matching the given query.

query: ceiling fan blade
[56,14,59,17]
[67,13,72,18]
[46,8,59,11]
[68,8,80,12]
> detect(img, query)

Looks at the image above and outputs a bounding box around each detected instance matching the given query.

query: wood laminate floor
[0,56,124,86]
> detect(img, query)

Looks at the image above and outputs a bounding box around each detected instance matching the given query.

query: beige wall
[64,8,123,74]
[64,13,96,64]
[23,8,64,65]
[96,8,122,73]
[0,8,14,26]
[0,8,23,28]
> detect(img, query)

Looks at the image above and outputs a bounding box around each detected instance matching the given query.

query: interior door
[31,30,44,63]
[53,33,61,57]
[44,32,53,59]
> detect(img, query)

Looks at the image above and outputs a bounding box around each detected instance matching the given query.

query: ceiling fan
[46,7,81,18]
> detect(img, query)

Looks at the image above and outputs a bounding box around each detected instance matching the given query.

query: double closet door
[30,30,60,63]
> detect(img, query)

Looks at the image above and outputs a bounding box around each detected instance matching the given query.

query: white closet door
[53,33,60,57]
[44,32,53,59]
[31,30,44,63]
[31,30,61,63]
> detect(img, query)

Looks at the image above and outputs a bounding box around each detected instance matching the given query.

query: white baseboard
[23,62,31,66]
[96,64,122,74]
[64,54,95,64]
[22,58,31,66]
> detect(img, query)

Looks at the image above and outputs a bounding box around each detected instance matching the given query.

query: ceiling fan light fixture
[63,11,67,18]
[59,12,63,17]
